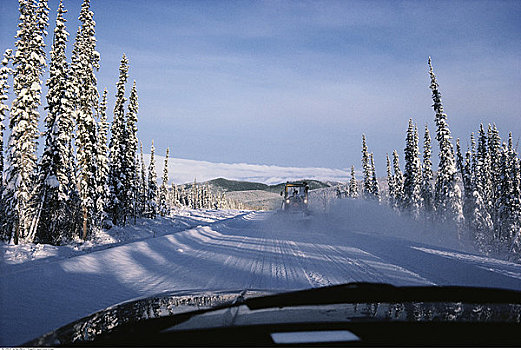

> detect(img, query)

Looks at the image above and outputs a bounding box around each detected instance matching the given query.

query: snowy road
[2,210,521,345]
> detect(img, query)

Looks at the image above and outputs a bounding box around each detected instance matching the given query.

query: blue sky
[1,0,520,175]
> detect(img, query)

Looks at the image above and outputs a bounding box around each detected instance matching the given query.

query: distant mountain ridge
[189,177,336,193]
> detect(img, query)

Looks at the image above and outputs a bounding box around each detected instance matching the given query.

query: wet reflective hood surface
[26,283,521,347]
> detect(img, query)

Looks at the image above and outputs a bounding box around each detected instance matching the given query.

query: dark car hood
[26,289,275,346]
[26,283,521,346]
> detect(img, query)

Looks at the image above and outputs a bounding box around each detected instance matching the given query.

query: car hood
[26,283,521,346]
[26,289,274,346]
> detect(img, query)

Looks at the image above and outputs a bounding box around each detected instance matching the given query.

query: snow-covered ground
[1,203,521,345]
[0,208,242,273]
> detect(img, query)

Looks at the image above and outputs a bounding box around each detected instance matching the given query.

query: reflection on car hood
[27,289,273,346]
[26,283,521,346]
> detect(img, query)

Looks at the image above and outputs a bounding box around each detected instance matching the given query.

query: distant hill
[204,178,270,192]
[225,190,282,210]
[190,177,335,193]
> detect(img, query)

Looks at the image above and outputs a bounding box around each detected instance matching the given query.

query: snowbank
[0,208,246,272]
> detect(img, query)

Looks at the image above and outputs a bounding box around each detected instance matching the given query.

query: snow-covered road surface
[2,210,521,345]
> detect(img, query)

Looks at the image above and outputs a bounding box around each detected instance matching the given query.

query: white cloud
[144,155,349,185]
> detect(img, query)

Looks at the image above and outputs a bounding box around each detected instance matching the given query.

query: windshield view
[0,0,520,347]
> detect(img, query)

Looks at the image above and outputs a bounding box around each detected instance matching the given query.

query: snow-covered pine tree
[108,54,129,225]
[94,88,109,226]
[138,142,147,216]
[4,0,49,244]
[487,124,503,239]
[146,141,158,218]
[202,184,210,209]
[361,134,372,198]
[507,140,521,256]
[471,125,494,250]
[369,153,380,200]
[421,124,434,215]
[0,50,11,186]
[124,81,139,223]
[456,138,476,239]
[34,0,76,243]
[495,142,513,248]
[0,49,12,240]
[493,134,521,254]
[386,154,395,204]
[71,0,100,240]
[392,150,404,209]
[170,183,181,208]
[455,139,465,201]
[475,124,492,209]
[428,57,463,226]
[414,125,423,207]
[159,148,169,216]
[403,119,422,217]
[348,165,358,198]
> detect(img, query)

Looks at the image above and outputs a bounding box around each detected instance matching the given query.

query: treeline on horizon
[339,58,520,260]
[0,0,241,246]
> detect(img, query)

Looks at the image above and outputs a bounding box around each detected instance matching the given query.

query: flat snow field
[1,209,521,345]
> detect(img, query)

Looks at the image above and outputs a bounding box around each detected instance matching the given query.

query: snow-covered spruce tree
[137,142,147,216]
[146,141,158,218]
[108,54,129,225]
[71,0,100,240]
[202,184,210,209]
[386,154,395,204]
[0,50,11,185]
[159,148,169,216]
[34,0,77,243]
[456,138,476,239]
[348,165,359,198]
[507,142,521,256]
[392,150,404,209]
[94,88,109,226]
[191,178,200,209]
[495,142,512,248]
[495,134,521,254]
[124,81,138,223]
[4,0,49,244]
[361,134,372,198]
[475,124,492,209]
[0,50,12,240]
[487,124,503,239]
[403,119,422,217]
[421,124,434,216]
[471,125,494,250]
[167,183,179,210]
[428,57,463,226]
[413,125,423,206]
[168,183,176,209]
[369,153,380,201]
[170,183,182,208]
